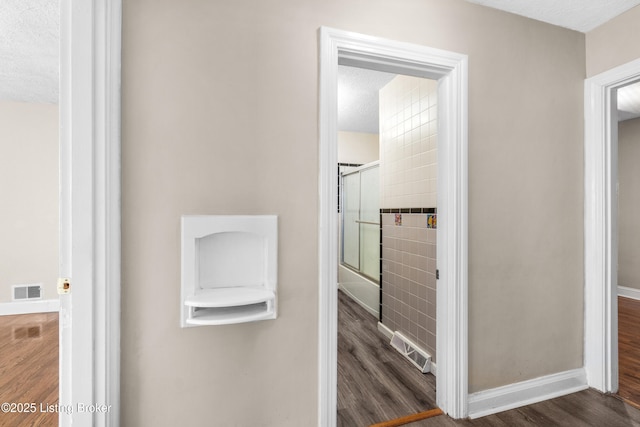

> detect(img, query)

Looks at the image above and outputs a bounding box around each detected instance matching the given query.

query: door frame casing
[318,27,469,425]
[584,58,640,394]
[59,1,121,426]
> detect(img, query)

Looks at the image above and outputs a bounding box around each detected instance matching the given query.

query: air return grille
[390,331,431,373]
[12,284,42,301]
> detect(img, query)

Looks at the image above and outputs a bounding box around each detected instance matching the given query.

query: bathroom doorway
[336,65,440,424]
[319,27,469,424]
[615,80,640,408]
[584,58,640,398]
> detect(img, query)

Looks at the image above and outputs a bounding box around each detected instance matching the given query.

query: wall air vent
[390,331,431,373]
[12,284,43,301]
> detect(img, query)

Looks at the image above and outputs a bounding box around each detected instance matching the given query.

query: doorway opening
[318,27,469,425]
[584,58,640,398]
[0,3,60,425]
[336,65,440,423]
[614,80,640,408]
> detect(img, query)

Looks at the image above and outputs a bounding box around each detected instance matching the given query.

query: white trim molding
[377,321,394,339]
[59,1,121,426]
[318,27,468,425]
[468,369,588,419]
[584,57,640,395]
[618,286,640,301]
[0,299,60,316]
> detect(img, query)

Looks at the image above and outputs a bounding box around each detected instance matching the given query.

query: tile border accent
[381,208,437,214]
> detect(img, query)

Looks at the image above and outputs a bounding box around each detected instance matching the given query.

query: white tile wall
[379,75,438,209]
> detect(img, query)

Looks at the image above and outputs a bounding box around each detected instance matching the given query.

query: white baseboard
[0,299,60,316]
[377,321,437,377]
[377,321,394,339]
[618,285,640,301]
[468,368,587,419]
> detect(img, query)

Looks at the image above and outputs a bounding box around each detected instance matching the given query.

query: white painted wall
[618,117,640,290]
[0,101,58,304]
[338,131,379,164]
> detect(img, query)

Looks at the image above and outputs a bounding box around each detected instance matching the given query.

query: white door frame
[584,58,640,394]
[318,27,469,425]
[59,1,121,426]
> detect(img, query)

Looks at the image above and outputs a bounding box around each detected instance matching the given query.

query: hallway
[338,290,640,426]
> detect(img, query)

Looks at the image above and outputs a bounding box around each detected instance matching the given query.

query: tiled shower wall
[379,75,438,209]
[381,212,437,361]
[378,75,438,361]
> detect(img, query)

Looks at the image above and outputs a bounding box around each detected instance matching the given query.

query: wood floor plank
[337,290,438,426]
[618,296,640,406]
[0,313,58,427]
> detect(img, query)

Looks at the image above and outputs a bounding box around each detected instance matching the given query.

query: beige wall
[0,101,58,304]
[618,118,640,290]
[121,0,585,424]
[586,5,640,77]
[337,131,379,164]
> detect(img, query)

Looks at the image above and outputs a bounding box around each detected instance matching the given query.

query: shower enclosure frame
[339,161,381,318]
[340,161,380,283]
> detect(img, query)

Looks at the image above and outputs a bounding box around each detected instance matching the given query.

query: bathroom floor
[337,289,439,426]
[0,312,58,427]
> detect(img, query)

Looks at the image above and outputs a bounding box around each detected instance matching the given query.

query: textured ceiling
[338,66,396,133]
[0,0,59,104]
[465,0,640,32]
[3,0,640,109]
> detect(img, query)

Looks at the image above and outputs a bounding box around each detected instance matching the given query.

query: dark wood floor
[0,312,58,427]
[338,290,640,426]
[618,296,640,408]
[338,289,438,426]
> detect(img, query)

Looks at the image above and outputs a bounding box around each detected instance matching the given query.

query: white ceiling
[3,0,640,111]
[465,0,640,32]
[0,0,59,104]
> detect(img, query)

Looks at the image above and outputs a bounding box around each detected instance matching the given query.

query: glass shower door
[359,166,379,281]
[341,163,379,282]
